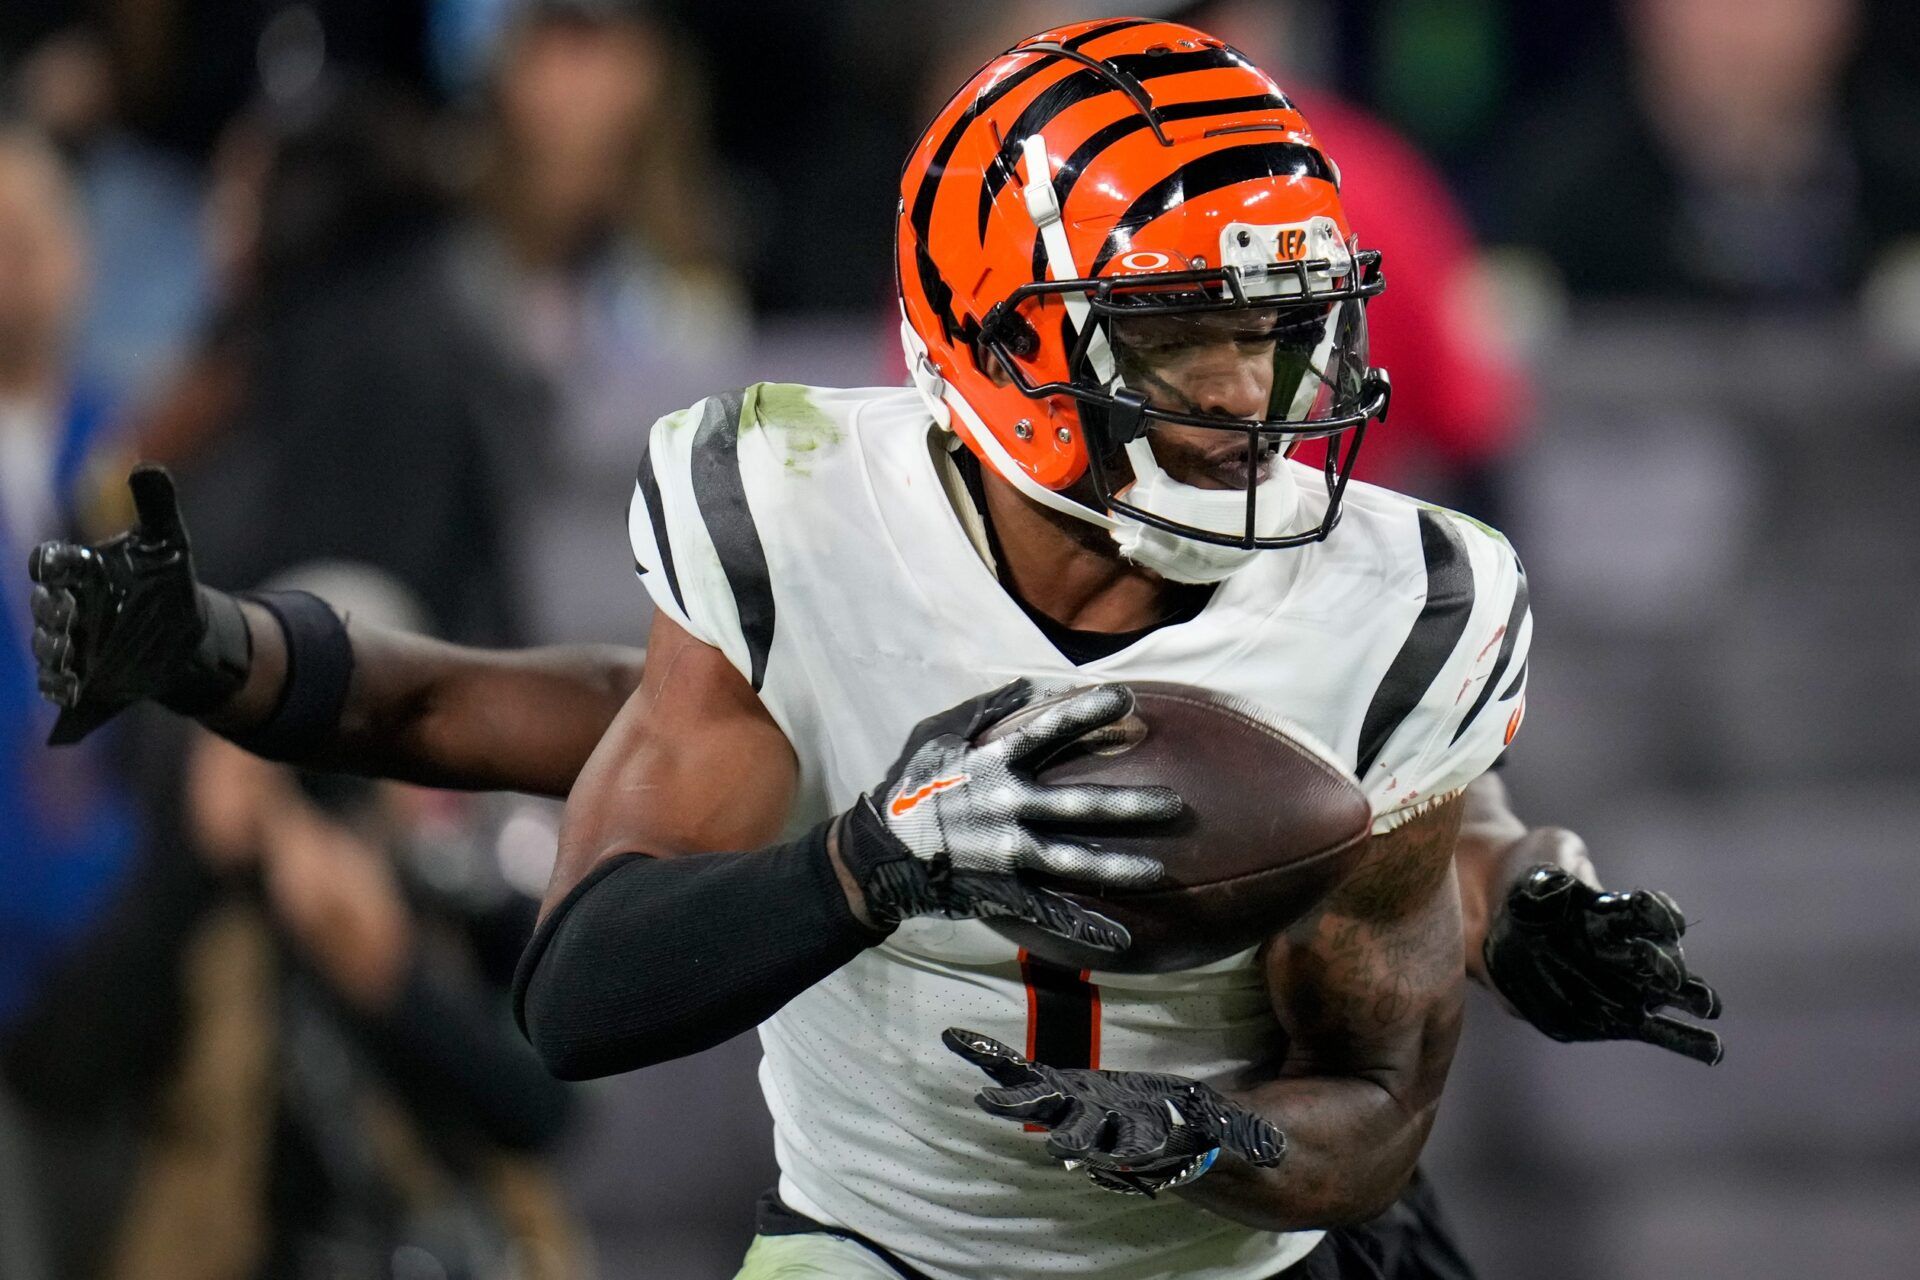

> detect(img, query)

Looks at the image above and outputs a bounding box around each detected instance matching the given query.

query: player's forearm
[202,604,643,797]
[1181,1038,1456,1230]
[513,821,886,1079]
[1454,773,1595,988]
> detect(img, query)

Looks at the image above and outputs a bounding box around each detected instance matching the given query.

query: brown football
[979,681,1372,973]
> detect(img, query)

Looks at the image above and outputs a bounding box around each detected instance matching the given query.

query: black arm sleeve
[511,819,885,1080]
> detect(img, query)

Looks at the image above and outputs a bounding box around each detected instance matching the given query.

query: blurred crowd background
[3,1,1917,1278]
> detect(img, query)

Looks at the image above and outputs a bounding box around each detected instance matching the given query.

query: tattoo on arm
[1175,798,1467,1230]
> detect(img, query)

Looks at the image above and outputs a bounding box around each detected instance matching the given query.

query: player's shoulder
[1313,473,1523,598]
[644,382,921,472]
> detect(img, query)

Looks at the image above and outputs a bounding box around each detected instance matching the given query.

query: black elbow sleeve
[512,820,883,1080]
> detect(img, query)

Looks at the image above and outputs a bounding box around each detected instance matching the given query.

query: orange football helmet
[897,16,1389,549]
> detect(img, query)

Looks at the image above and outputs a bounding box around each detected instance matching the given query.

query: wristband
[227,589,354,761]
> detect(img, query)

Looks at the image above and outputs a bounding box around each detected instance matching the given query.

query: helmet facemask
[979,241,1389,550]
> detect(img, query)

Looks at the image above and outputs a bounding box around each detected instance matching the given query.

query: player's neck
[978,463,1201,634]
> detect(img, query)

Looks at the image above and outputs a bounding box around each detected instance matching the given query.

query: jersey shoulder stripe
[1355,508,1474,778]
[690,387,776,690]
[1355,503,1531,830]
[635,441,685,618]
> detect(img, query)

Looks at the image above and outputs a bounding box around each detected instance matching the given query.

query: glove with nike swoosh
[837,680,1179,953]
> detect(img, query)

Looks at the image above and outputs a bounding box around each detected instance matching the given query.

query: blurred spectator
[458,0,746,466]
[0,125,145,1040]
[127,78,547,644]
[6,27,210,407]
[1491,0,1920,302]
[4,565,581,1280]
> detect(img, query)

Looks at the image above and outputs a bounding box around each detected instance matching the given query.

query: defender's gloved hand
[838,680,1177,953]
[1485,864,1724,1065]
[944,1028,1285,1196]
[27,465,250,745]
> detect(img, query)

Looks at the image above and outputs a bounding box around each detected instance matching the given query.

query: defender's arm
[1180,797,1467,1230]
[29,465,644,796]
[213,605,644,799]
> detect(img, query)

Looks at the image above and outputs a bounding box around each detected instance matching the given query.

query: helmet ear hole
[980,304,1040,360]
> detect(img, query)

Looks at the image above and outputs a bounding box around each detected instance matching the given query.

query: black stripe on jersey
[1088,141,1336,278]
[691,388,775,691]
[1356,510,1475,779]
[635,442,685,618]
[979,92,1294,241]
[1500,656,1528,702]
[1022,952,1098,1070]
[1451,562,1529,745]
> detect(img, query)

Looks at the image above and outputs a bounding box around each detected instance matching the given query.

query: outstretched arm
[219,609,643,797]
[1182,798,1467,1230]
[28,464,644,797]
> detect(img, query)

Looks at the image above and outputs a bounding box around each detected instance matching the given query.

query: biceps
[549,614,797,910]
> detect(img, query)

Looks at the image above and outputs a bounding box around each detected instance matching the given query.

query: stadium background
[2,1,1917,1277]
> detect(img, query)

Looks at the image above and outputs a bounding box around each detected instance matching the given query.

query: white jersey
[628,383,1530,1280]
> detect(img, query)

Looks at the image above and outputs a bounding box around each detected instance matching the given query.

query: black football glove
[837,680,1178,954]
[1485,864,1724,1065]
[944,1028,1285,1196]
[26,464,250,745]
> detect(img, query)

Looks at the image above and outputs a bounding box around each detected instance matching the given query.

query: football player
[25,18,1720,1279]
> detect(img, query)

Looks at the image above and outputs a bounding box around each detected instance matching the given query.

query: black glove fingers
[27,541,104,589]
[29,583,75,630]
[38,666,80,706]
[1019,835,1164,888]
[1099,1106,1172,1167]
[1044,1104,1116,1163]
[1594,888,1686,943]
[127,464,186,547]
[975,1082,1072,1125]
[1002,882,1130,953]
[1636,1012,1725,1066]
[991,683,1135,766]
[1014,780,1184,829]
[31,622,72,674]
[940,1028,1044,1088]
[1507,864,1588,928]
[1671,975,1723,1020]
[1627,936,1688,992]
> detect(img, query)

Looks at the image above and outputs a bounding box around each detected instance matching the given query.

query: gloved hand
[944,1028,1285,1196]
[838,680,1177,952]
[1485,864,1724,1065]
[27,465,250,745]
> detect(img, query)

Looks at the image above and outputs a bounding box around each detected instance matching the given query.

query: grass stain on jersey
[745,382,842,476]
